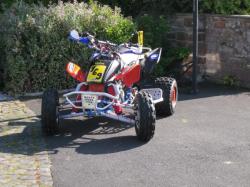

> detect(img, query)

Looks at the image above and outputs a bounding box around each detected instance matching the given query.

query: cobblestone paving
[0,100,53,187]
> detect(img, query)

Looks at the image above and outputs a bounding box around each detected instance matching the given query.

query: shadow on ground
[1,82,249,157]
[179,82,250,101]
[0,117,143,156]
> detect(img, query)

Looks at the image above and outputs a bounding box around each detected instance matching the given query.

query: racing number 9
[90,66,102,80]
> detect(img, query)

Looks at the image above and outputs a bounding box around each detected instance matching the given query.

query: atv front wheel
[155,77,178,117]
[134,92,156,142]
[41,89,59,135]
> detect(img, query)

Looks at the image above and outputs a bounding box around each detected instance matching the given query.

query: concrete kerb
[0,92,13,101]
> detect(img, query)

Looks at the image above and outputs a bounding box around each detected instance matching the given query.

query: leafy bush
[153,47,191,78]
[95,0,250,16]
[223,75,239,87]
[136,15,169,49]
[95,0,191,16]
[87,0,144,17]
[201,0,250,15]
[135,15,190,78]
[135,15,169,77]
[0,1,135,94]
[2,0,250,16]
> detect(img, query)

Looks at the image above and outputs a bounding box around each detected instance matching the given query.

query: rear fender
[115,64,141,87]
[141,48,162,76]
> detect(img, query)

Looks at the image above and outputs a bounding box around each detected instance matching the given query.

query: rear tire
[154,77,178,117]
[134,92,156,142]
[41,89,59,135]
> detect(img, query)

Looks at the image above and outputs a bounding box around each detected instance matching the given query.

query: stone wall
[167,14,250,88]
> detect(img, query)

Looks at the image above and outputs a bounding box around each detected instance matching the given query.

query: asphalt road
[24,84,250,187]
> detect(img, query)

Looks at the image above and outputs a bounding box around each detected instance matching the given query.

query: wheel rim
[171,85,177,108]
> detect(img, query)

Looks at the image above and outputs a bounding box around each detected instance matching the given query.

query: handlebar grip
[79,37,90,45]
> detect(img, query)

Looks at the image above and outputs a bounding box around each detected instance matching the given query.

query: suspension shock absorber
[125,87,133,104]
[107,84,123,115]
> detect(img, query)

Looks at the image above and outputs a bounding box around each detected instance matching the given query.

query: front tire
[155,77,178,117]
[41,89,59,135]
[134,92,156,142]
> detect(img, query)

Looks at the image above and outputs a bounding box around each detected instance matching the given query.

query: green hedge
[95,0,250,16]
[0,1,135,94]
[135,15,170,77]
[202,0,250,15]
[2,0,250,16]
[135,15,190,78]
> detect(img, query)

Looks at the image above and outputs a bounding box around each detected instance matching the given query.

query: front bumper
[59,86,163,125]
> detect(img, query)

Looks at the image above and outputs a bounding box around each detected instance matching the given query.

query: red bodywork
[66,62,141,114]
[114,64,141,87]
[88,84,104,92]
[66,62,141,88]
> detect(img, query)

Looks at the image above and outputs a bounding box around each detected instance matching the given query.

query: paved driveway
[25,84,250,187]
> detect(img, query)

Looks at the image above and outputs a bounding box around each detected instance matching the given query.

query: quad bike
[41,30,178,142]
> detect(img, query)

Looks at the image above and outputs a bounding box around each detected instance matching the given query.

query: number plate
[82,95,98,109]
[87,65,106,83]
[141,88,163,101]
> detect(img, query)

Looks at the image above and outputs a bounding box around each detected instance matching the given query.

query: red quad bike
[41,30,178,142]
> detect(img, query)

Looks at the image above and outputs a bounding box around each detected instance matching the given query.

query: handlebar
[69,30,152,55]
[78,32,116,52]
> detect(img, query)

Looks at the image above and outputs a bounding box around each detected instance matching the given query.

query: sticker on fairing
[87,64,107,83]
[67,62,80,75]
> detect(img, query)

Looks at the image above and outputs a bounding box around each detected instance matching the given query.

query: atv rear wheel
[154,77,178,117]
[41,89,60,135]
[134,92,156,142]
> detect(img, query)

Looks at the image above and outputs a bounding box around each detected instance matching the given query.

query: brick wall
[167,14,250,88]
